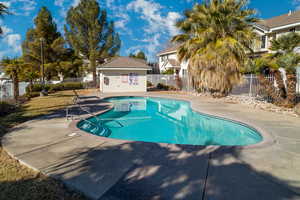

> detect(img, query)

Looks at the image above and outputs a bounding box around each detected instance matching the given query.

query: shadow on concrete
[44,142,300,200]
[27,96,110,121]
[2,95,300,200]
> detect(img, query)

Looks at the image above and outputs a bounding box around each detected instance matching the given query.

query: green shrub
[0,101,17,117]
[168,85,177,91]
[26,92,40,99]
[62,82,84,90]
[26,82,84,94]
[157,83,168,90]
[156,83,177,91]
[26,84,51,93]
[162,69,174,75]
[147,81,153,87]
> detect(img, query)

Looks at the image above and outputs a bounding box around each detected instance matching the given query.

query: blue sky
[0,0,299,61]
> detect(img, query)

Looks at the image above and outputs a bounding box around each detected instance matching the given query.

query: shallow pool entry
[77,96,262,146]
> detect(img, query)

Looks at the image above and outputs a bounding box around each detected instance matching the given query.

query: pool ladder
[66,97,124,130]
[66,99,107,136]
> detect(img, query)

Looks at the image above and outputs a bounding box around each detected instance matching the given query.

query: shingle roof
[157,44,180,56]
[257,10,300,29]
[99,56,151,70]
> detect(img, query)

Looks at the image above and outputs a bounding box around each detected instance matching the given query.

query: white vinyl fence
[147,74,296,98]
[147,74,194,92]
[297,67,300,94]
[0,82,29,101]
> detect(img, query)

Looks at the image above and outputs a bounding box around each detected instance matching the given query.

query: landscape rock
[295,103,300,116]
[221,95,298,117]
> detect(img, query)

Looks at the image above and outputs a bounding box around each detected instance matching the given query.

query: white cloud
[3,34,22,53]
[0,20,13,36]
[126,0,181,60]
[126,33,162,61]
[127,0,181,36]
[72,0,80,7]
[0,0,37,16]
[54,0,64,7]
[0,1,10,7]
[293,0,300,10]
[1,0,37,16]
[106,0,114,7]
[105,0,131,34]
[55,0,81,17]
[114,12,130,33]
[1,26,12,36]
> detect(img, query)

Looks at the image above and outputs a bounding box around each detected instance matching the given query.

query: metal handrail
[77,103,102,123]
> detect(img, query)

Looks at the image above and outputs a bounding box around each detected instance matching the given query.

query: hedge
[156,83,176,91]
[0,101,17,117]
[26,82,84,94]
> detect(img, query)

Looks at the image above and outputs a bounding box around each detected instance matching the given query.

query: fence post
[0,84,2,101]
[249,74,253,97]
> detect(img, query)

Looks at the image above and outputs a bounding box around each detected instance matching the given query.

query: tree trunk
[29,79,33,94]
[13,72,19,101]
[89,53,97,87]
[284,73,297,108]
[258,75,284,106]
[274,70,286,99]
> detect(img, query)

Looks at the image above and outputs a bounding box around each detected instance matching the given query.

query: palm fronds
[172,0,257,96]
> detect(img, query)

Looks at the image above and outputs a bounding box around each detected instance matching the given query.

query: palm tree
[21,63,39,94]
[255,33,300,107]
[2,58,23,101]
[0,3,9,35]
[275,53,300,106]
[172,0,257,97]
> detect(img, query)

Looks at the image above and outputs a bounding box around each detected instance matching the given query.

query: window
[161,55,169,62]
[290,28,296,32]
[261,35,266,49]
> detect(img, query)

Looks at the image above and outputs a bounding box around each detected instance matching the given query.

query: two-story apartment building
[157,10,300,75]
[157,44,189,77]
[252,10,300,54]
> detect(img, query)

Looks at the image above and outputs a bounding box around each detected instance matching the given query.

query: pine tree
[65,0,121,86]
[22,7,66,81]
[129,51,147,61]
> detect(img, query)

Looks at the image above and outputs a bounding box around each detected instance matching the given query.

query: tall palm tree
[255,32,300,107]
[0,3,9,35]
[172,0,257,97]
[2,58,24,101]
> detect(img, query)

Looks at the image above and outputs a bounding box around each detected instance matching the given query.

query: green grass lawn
[0,90,87,200]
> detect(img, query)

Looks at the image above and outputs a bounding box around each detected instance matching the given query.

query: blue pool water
[77,96,262,146]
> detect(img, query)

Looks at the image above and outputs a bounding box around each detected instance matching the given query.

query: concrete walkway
[2,92,300,200]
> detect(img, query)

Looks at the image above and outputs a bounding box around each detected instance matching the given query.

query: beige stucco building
[253,10,300,55]
[98,57,151,93]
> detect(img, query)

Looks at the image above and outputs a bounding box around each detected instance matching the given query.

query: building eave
[157,50,177,57]
[97,67,151,71]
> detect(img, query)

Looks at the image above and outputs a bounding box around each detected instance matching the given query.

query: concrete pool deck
[2,92,300,200]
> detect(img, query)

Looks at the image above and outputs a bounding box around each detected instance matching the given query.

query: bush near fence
[156,83,177,91]
[26,82,84,94]
[0,101,18,117]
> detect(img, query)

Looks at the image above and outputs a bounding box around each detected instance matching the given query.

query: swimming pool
[77,96,263,146]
